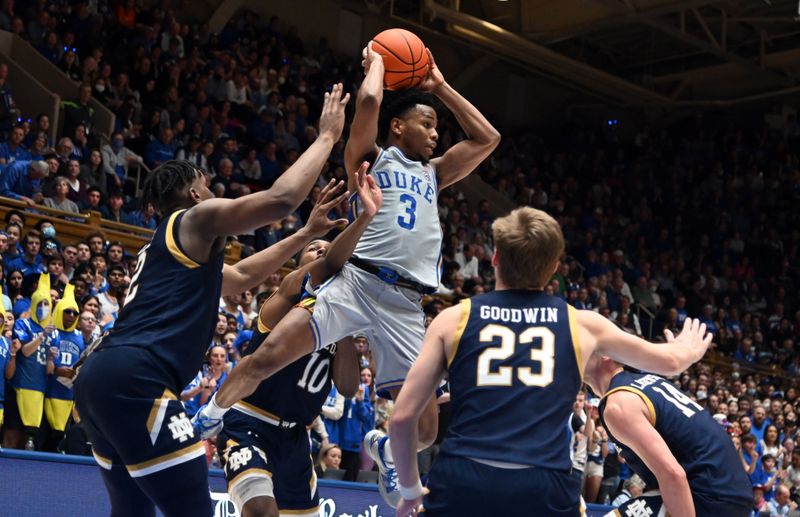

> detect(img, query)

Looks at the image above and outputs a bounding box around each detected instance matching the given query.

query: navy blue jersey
[99,209,224,390]
[599,371,752,506]
[231,298,334,426]
[440,290,583,470]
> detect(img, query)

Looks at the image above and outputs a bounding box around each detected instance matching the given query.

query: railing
[634,302,656,340]
[0,197,242,263]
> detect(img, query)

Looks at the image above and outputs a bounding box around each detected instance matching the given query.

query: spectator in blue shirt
[99,190,131,224]
[144,127,175,168]
[0,126,32,165]
[6,231,45,277]
[0,160,50,206]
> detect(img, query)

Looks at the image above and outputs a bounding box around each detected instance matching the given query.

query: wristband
[399,479,424,500]
[205,394,230,420]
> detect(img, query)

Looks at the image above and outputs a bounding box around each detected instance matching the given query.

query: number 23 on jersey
[476,324,555,388]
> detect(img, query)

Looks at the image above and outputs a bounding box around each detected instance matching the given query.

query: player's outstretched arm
[311,162,382,283]
[603,391,695,517]
[390,306,457,516]
[220,179,349,296]
[180,84,350,258]
[423,50,500,190]
[576,312,711,376]
[344,43,383,187]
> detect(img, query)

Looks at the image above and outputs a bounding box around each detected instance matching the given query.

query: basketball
[371,28,430,90]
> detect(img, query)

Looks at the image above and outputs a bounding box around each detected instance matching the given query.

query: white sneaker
[363,429,401,508]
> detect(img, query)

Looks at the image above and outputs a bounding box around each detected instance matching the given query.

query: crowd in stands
[0,1,797,513]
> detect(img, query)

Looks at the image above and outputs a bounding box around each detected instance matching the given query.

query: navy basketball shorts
[74,346,207,478]
[423,453,582,517]
[218,409,319,516]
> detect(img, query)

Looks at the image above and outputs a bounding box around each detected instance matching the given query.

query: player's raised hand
[318,83,350,141]
[418,48,445,93]
[361,41,383,74]
[664,318,712,364]
[353,161,382,218]
[303,178,350,237]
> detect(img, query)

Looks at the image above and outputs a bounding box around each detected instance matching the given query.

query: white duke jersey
[351,146,442,288]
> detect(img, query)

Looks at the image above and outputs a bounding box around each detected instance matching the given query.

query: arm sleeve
[321,392,345,421]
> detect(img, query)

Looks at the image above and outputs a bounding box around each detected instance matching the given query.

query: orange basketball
[371,28,430,90]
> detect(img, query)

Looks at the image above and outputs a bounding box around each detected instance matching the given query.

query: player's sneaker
[191,403,224,439]
[364,429,401,508]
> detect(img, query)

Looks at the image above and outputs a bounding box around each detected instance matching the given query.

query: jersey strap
[165,210,200,269]
[602,386,657,426]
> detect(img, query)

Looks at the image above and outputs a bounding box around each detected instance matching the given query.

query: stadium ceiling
[388,0,800,106]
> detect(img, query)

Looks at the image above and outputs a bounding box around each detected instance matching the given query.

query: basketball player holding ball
[194,29,500,508]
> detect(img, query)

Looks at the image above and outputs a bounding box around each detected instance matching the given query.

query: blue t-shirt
[45,330,85,400]
[12,318,61,392]
[182,369,227,417]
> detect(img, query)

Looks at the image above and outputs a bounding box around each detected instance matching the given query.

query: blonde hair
[491,207,564,289]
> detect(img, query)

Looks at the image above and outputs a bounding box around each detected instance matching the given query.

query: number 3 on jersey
[397,193,417,230]
[476,324,555,387]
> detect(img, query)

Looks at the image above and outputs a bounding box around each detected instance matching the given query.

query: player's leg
[214,307,317,409]
[364,285,437,507]
[214,269,373,410]
[132,455,214,517]
[271,428,321,517]
[79,413,157,517]
[75,348,213,516]
[218,424,279,517]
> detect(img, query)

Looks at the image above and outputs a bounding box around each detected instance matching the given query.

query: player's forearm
[195,135,335,238]
[319,214,374,282]
[357,61,385,109]
[432,82,500,146]
[214,355,270,408]
[659,468,695,517]
[223,227,314,296]
[389,412,422,488]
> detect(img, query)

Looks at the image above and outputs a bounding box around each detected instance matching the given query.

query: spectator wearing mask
[101,132,141,190]
[0,160,50,206]
[8,274,59,450]
[144,127,175,169]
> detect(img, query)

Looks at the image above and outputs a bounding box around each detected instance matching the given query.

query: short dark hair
[741,434,757,445]
[377,90,436,144]
[142,160,206,215]
[4,209,25,225]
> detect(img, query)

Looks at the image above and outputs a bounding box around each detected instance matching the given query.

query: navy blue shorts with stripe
[423,453,581,517]
[218,409,319,513]
[74,346,206,477]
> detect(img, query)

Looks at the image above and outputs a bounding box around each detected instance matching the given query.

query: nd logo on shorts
[167,412,195,443]
[225,445,268,473]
